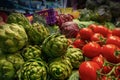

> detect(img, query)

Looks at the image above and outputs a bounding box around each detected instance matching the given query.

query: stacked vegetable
[72,24,120,80]
[0,10,119,80]
[0,12,84,80]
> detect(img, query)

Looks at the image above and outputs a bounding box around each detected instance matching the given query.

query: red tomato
[114,66,120,78]
[112,28,120,37]
[101,44,120,63]
[72,39,85,49]
[92,55,104,68]
[79,28,93,41]
[88,24,97,30]
[79,61,100,80]
[91,33,106,45]
[101,66,113,74]
[101,76,111,80]
[93,25,109,37]
[82,42,101,58]
[106,35,120,48]
[76,33,81,38]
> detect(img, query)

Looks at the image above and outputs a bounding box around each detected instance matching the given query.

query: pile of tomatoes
[72,24,120,80]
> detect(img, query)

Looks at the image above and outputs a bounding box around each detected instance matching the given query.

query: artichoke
[21,45,41,61]
[18,58,48,80]
[6,52,24,71]
[48,57,72,80]
[66,46,84,69]
[28,22,50,45]
[41,34,69,59]
[7,13,32,32]
[0,57,15,80]
[0,52,24,80]
[0,23,28,53]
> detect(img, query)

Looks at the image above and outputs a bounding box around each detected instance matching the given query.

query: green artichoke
[66,46,84,69]
[48,57,73,80]
[0,52,24,80]
[7,13,32,32]
[18,58,48,80]
[21,45,41,61]
[28,22,50,45]
[0,23,28,53]
[41,34,69,59]
[0,57,15,80]
[6,52,24,71]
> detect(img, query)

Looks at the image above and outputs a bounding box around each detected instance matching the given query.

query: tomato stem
[115,50,120,58]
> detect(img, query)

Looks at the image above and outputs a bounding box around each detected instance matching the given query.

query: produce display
[0,3,120,79]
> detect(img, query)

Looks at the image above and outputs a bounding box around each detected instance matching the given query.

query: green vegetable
[28,22,50,45]
[73,19,97,28]
[0,23,28,53]
[66,46,84,69]
[48,57,72,80]
[41,34,69,59]
[0,57,15,80]
[7,13,32,32]
[94,5,112,22]
[79,8,94,21]
[0,52,24,80]
[104,22,115,30]
[21,45,42,61]
[6,52,24,71]
[18,58,48,80]
[67,70,79,80]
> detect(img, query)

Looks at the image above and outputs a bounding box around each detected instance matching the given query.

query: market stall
[0,0,120,80]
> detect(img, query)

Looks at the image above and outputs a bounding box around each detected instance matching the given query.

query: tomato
[93,25,109,37]
[101,44,120,63]
[114,66,120,78]
[91,33,106,45]
[101,65,113,74]
[79,61,100,80]
[88,24,97,30]
[106,35,120,48]
[101,76,111,80]
[76,33,81,38]
[92,55,104,68]
[112,28,120,37]
[82,42,101,58]
[72,39,85,49]
[79,28,93,41]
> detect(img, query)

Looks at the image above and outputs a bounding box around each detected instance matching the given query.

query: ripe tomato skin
[114,66,120,78]
[79,61,100,80]
[82,42,101,58]
[72,39,85,49]
[93,25,109,37]
[101,66,113,74]
[92,55,104,68]
[91,33,105,45]
[79,28,93,41]
[101,76,111,80]
[101,44,120,63]
[88,24,97,30]
[106,35,120,48]
[112,28,120,37]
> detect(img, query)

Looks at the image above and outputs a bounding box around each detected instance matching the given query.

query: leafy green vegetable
[73,19,97,28]
[67,70,79,80]
[104,22,115,30]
